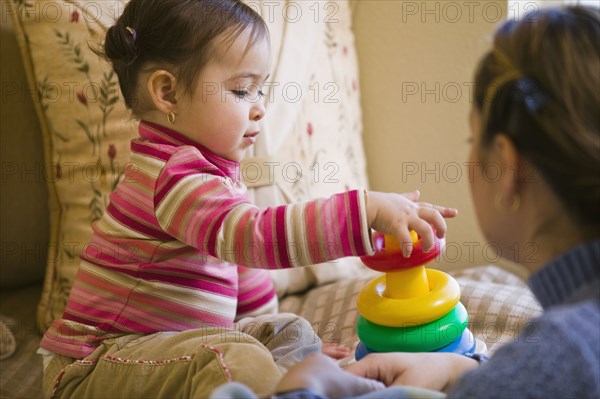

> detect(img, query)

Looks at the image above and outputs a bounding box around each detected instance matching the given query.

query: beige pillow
[10,0,370,332]
[9,1,137,332]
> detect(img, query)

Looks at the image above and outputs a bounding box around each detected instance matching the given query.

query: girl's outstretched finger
[417,202,458,219]
[439,207,458,218]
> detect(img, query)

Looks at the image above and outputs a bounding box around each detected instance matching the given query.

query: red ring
[360,231,445,272]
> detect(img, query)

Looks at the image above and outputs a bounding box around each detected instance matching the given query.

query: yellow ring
[357,269,460,327]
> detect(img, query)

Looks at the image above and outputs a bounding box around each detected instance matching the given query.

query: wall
[353,1,527,277]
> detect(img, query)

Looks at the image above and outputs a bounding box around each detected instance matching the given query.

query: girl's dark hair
[473,6,600,230]
[95,0,268,115]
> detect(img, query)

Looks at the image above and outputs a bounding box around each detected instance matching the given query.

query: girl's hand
[365,190,458,258]
[275,353,385,398]
[345,352,478,392]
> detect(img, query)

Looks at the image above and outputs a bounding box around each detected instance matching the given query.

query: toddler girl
[39,1,456,397]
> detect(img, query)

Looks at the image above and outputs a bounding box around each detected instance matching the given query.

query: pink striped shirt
[40,121,373,358]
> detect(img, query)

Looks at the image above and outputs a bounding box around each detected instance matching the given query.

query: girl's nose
[251,101,266,121]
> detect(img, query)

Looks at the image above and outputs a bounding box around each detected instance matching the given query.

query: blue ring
[355,341,375,361]
[434,328,476,355]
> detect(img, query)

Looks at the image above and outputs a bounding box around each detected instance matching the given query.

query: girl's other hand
[275,353,385,398]
[321,342,351,359]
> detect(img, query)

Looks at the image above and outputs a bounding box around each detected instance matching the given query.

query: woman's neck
[523,213,589,275]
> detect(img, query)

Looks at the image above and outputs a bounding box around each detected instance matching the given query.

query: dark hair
[95,0,268,115]
[473,6,600,230]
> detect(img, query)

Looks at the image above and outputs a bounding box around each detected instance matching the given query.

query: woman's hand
[366,190,458,257]
[275,353,385,398]
[345,352,478,392]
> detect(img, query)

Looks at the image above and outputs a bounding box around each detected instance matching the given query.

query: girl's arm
[154,148,456,269]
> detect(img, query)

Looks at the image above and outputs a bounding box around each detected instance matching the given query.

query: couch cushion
[9,0,369,332]
[8,0,138,331]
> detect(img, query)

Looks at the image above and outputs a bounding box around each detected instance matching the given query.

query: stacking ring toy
[357,302,468,352]
[361,231,445,272]
[357,268,460,326]
[434,328,476,355]
[354,341,375,361]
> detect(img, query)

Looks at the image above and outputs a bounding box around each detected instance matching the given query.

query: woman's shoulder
[448,299,600,398]
[539,290,600,352]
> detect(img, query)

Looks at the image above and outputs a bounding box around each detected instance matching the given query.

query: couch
[0,1,542,398]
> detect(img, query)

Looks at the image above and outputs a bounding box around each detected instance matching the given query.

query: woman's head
[469,6,599,263]
[98,0,269,116]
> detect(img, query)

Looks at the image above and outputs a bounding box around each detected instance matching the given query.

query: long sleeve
[154,147,373,270]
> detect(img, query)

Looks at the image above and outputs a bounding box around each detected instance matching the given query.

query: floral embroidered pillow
[9,0,136,330]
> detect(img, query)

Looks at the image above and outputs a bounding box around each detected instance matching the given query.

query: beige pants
[43,313,321,399]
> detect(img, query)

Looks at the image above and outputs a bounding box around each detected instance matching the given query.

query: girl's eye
[231,89,265,99]
[232,90,249,98]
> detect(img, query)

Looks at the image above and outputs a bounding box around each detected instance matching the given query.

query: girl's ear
[146,70,178,114]
[492,134,520,196]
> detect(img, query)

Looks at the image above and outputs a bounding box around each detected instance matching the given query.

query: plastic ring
[356,329,476,361]
[434,328,476,355]
[361,232,445,272]
[357,269,460,326]
[355,341,375,361]
[357,302,468,352]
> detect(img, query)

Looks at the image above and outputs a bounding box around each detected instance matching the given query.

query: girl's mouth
[243,131,259,144]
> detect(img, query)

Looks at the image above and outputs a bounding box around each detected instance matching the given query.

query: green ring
[357,302,468,352]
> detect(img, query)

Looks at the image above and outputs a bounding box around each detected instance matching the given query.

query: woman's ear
[492,133,520,196]
[146,70,178,114]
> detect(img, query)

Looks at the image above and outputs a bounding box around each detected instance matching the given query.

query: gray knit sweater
[448,239,600,399]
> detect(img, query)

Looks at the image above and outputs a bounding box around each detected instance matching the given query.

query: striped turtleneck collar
[138,120,240,182]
